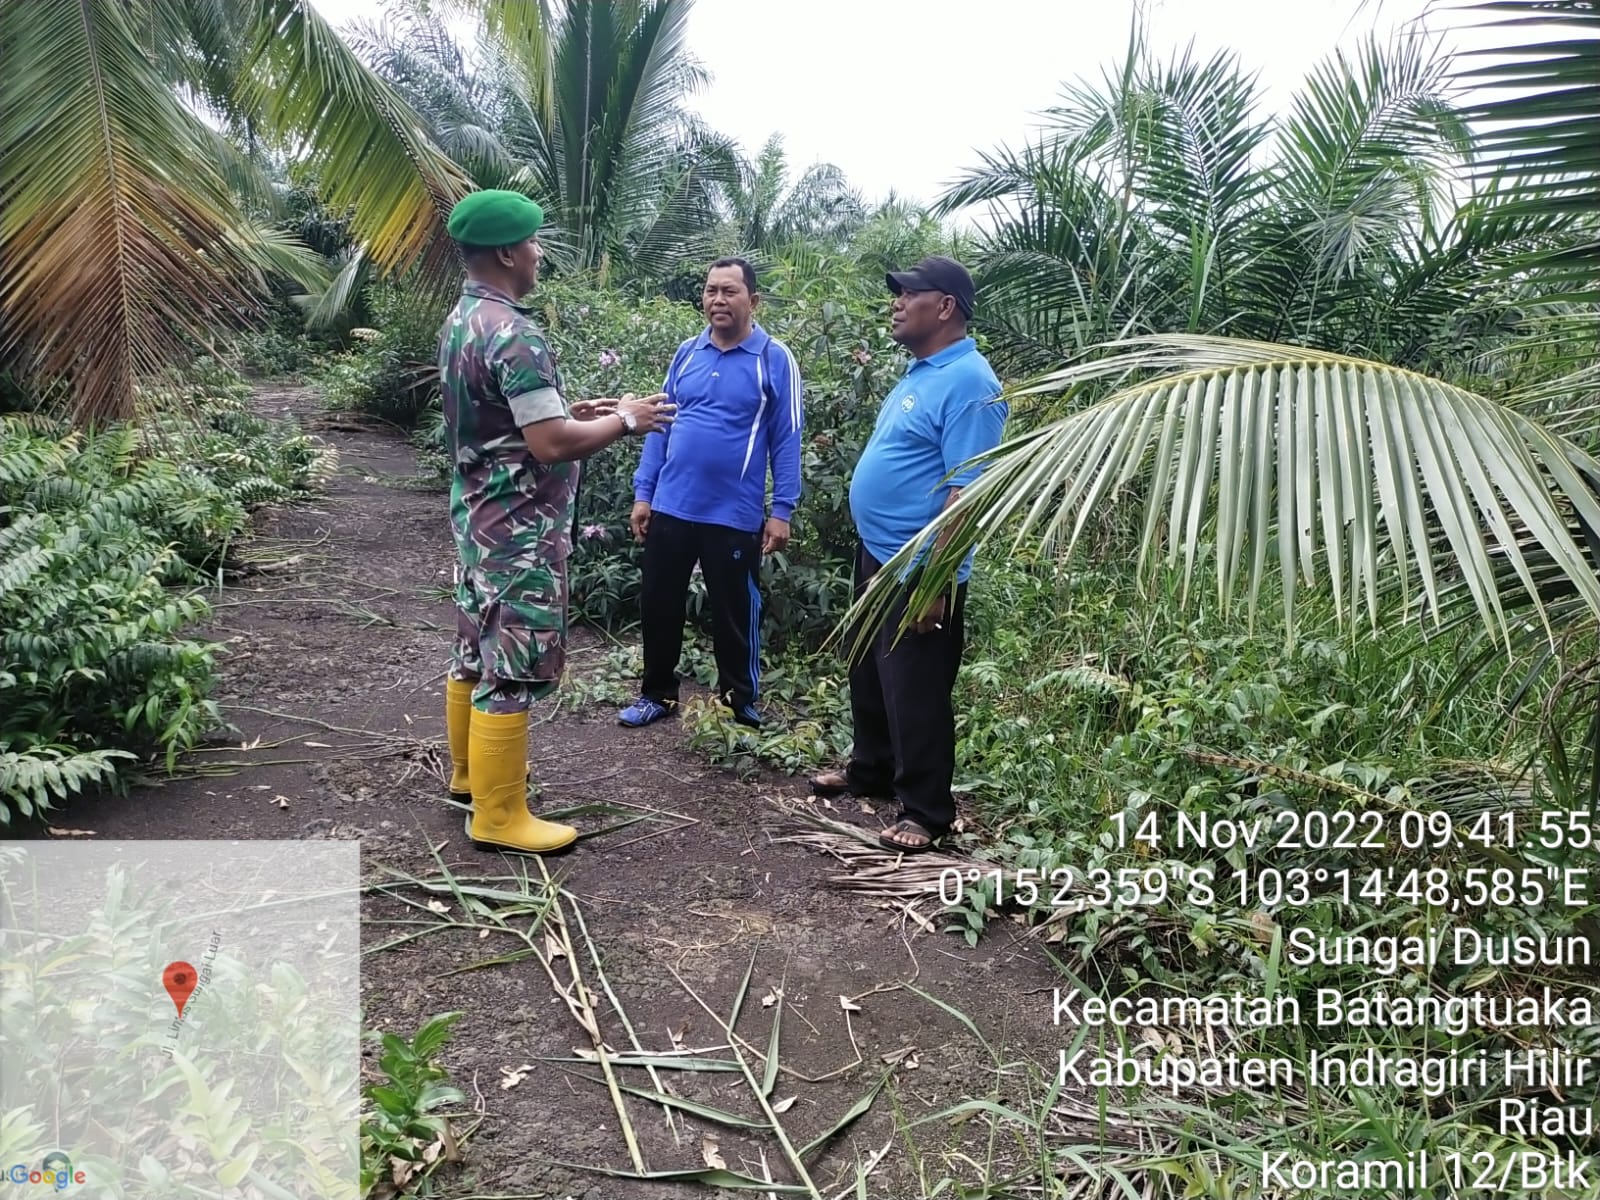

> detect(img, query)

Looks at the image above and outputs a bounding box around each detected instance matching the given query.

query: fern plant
[0,377,337,825]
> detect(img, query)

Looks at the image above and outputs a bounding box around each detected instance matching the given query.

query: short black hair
[708,256,757,294]
[458,240,522,265]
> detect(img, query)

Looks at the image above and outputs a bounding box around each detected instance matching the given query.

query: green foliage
[359,1011,466,1198]
[533,279,713,626]
[0,373,336,825]
[943,30,1587,382]
[579,261,905,649]
[317,267,896,648]
[914,556,1599,1188]
[315,285,448,427]
[567,640,852,776]
[234,292,350,378]
[349,0,728,281]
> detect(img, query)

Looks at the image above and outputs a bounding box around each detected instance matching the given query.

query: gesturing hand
[630,501,652,543]
[619,391,675,435]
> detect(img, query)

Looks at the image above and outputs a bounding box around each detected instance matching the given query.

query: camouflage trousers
[449,556,569,714]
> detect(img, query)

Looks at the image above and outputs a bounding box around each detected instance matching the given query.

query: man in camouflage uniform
[439,189,674,854]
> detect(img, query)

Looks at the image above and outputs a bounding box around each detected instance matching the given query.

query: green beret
[447,189,544,247]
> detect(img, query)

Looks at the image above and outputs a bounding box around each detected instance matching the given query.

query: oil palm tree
[1456,0,1600,303]
[848,3,1600,790]
[717,133,865,257]
[936,31,1569,382]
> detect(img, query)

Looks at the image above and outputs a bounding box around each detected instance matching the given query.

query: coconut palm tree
[0,0,731,423]
[0,0,473,424]
[345,0,738,282]
[477,0,734,275]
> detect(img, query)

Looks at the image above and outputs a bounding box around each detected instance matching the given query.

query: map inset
[1,841,359,1198]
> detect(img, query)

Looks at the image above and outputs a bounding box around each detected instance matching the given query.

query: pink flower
[853,349,872,365]
[598,349,621,367]
[581,524,609,541]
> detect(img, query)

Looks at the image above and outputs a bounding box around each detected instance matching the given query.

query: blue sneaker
[618,697,673,727]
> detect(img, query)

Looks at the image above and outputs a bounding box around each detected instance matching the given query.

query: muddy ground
[38,385,1079,1199]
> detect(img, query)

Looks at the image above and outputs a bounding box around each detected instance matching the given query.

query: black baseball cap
[886,255,975,319]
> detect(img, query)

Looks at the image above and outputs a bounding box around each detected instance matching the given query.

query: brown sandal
[809,768,892,800]
[877,817,943,854]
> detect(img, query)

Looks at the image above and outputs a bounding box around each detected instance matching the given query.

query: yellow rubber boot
[445,678,474,799]
[467,709,577,854]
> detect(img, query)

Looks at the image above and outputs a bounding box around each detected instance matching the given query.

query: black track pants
[639,511,762,712]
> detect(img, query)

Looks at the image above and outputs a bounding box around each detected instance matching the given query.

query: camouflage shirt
[438,279,578,571]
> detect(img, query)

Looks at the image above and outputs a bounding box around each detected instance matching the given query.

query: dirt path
[54,384,1073,1199]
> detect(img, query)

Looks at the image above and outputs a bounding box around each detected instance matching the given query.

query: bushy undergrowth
[0,373,336,825]
[310,267,1598,1190]
[232,292,350,378]
[316,285,446,428]
[315,271,904,650]
[659,545,1600,1192]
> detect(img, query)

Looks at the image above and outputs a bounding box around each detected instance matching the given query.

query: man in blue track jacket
[619,257,803,729]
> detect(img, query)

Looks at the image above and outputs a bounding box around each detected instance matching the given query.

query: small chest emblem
[900,393,916,413]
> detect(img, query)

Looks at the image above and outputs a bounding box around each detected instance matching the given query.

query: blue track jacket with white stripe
[632,323,803,532]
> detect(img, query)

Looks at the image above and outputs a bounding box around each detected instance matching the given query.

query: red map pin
[163,961,198,1017]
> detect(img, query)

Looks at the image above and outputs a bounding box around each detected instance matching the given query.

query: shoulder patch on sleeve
[508,385,565,428]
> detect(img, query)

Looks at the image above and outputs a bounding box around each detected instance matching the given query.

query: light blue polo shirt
[848,337,1006,582]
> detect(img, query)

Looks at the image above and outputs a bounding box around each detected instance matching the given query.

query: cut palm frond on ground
[768,803,980,902]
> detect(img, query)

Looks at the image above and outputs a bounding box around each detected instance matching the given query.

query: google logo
[6,1152,85,1190]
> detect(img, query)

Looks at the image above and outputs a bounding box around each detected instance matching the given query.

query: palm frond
[1454,0,1600,298]
[480,0,558,129]
[768,805,982,903]
[0,0,262,422]
[239,0,473,284]
[294,246,369,331]
[623,127,741,280]
[838,335,1600,663]
[217,220,332,297]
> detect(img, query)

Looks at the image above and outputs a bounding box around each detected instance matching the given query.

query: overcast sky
[313,0,1518,208]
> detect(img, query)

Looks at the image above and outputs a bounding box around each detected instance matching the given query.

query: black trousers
[845,543,967,831]
[640,511,762,711]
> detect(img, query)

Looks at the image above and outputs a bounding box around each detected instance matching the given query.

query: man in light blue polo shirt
[620,257,803,729]
[810,256,1006,853]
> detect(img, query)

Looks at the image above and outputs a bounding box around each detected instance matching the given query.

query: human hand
[619,391,675,435]
[630,501,652,543]
[909,593,947,634]
[761,517,790,554]
[569,397,618,420]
